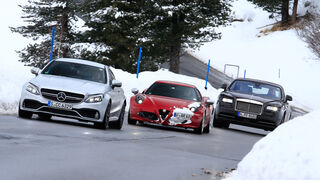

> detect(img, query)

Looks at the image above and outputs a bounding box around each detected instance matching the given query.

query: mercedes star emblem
[57,92,67,102]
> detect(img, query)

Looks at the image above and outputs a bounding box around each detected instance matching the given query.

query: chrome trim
[22,106,100,122]
[236,98,263,105]
[235,98,263,115]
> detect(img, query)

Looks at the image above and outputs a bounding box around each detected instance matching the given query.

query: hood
[146,95,196,110]
[30,74,107,94]
[225,91,282,104]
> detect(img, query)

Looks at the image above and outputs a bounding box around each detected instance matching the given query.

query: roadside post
[136,47,142,79]
[205,59,210,90]
[244,69,246,78]
[49,27,56,62]
[278,68,281,78]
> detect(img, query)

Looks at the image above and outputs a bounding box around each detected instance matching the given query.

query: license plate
[238,112,257,119]
[173,112,191,119]
[48,101,73,110]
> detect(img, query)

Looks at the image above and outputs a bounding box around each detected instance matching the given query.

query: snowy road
[0,114,268,180]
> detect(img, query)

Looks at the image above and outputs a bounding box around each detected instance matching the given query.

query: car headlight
[222,97,233,104]
[26,83,40,95]
[85,94,104,103]
[135,95,144,104]
[266,106,279,112]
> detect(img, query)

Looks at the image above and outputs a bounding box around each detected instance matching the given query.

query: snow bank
[225,109,320,180]
[190,0,319,110]
[0,0,33,114]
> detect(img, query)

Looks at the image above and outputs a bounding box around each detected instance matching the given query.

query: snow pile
[190,0,320,110]
[225,110,320,180]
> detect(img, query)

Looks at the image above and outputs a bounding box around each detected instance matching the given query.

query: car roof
[55,58,106,69]
[232,78,283,89]
[155,80,196,88]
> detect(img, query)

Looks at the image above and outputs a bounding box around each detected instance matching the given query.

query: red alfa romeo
[128,80,214,134]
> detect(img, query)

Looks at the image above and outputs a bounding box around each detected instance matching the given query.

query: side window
[195,89,202,101]
[108,68,115,85]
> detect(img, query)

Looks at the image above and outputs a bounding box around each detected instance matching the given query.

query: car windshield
[229,80,282,100]
[41,61,107,84]
[145,82,201,102]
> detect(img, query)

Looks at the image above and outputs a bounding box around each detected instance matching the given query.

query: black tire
[38,113,52,120]
[109,103,125,130]
[127,109,137,125]
[18,107,32,119]
[195,113,205,134]
[95,103,111,129]
[203,111,211,133]
[212,115,223,128]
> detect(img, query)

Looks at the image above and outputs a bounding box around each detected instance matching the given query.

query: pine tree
[11,0,80,68]
[248,0,290,23]
[80,0,231,73]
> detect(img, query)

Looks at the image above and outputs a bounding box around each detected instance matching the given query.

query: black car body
[214,78,292,131]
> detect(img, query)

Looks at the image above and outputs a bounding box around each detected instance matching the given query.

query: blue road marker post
[244,69,246,78]
[49,27,56,62]
[136,47,142,79]
[205,59,211,90]
[278,68,281,78]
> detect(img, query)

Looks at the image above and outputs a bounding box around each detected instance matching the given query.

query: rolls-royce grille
[41,88,85,103]
[236,101,262,114]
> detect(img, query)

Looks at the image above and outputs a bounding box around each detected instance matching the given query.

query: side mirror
[206,99,215,106]
[286,95,293,102]
[31,67,40,76]
[111,80,122,88]
[221,83,227,91]
[131,88,139,95]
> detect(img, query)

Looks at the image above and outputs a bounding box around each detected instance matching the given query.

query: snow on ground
[190,0,320,111]
[225,109,320,180]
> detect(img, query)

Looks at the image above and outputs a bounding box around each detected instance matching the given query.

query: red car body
[128,80,214,133]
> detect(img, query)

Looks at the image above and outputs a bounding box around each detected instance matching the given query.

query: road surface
[0,115,267,180]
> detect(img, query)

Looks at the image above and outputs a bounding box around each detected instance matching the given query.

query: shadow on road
[213,126,268,137]
[19,114,96,129]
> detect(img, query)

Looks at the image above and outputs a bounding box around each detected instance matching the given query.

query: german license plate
[173,112,191,119]
[238,112,257,119]
[48,101,72,110]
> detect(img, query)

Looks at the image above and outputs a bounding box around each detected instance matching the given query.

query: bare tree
[296,14,320,59]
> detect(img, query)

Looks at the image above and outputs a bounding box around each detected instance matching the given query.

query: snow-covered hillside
[191,0,320,111]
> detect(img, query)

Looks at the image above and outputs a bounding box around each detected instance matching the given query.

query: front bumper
[215,102,282,130]
[20,89,108,122]
[129,101,203,129]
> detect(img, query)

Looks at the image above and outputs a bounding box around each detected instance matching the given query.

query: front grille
[236,101,262,114]
[159,109,170,120]
[138,111,158,121]
[41,88,84,103]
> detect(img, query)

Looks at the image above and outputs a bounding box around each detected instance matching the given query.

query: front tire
[127,109,137,125]
[109,103,125,130]
[18,107,32,119]
[95,103,111,129]
[195,113,205,134]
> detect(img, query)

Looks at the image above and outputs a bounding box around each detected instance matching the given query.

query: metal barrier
[224,64,240,78]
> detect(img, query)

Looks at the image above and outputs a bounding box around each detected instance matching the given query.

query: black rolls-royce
[214,78,292,131]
